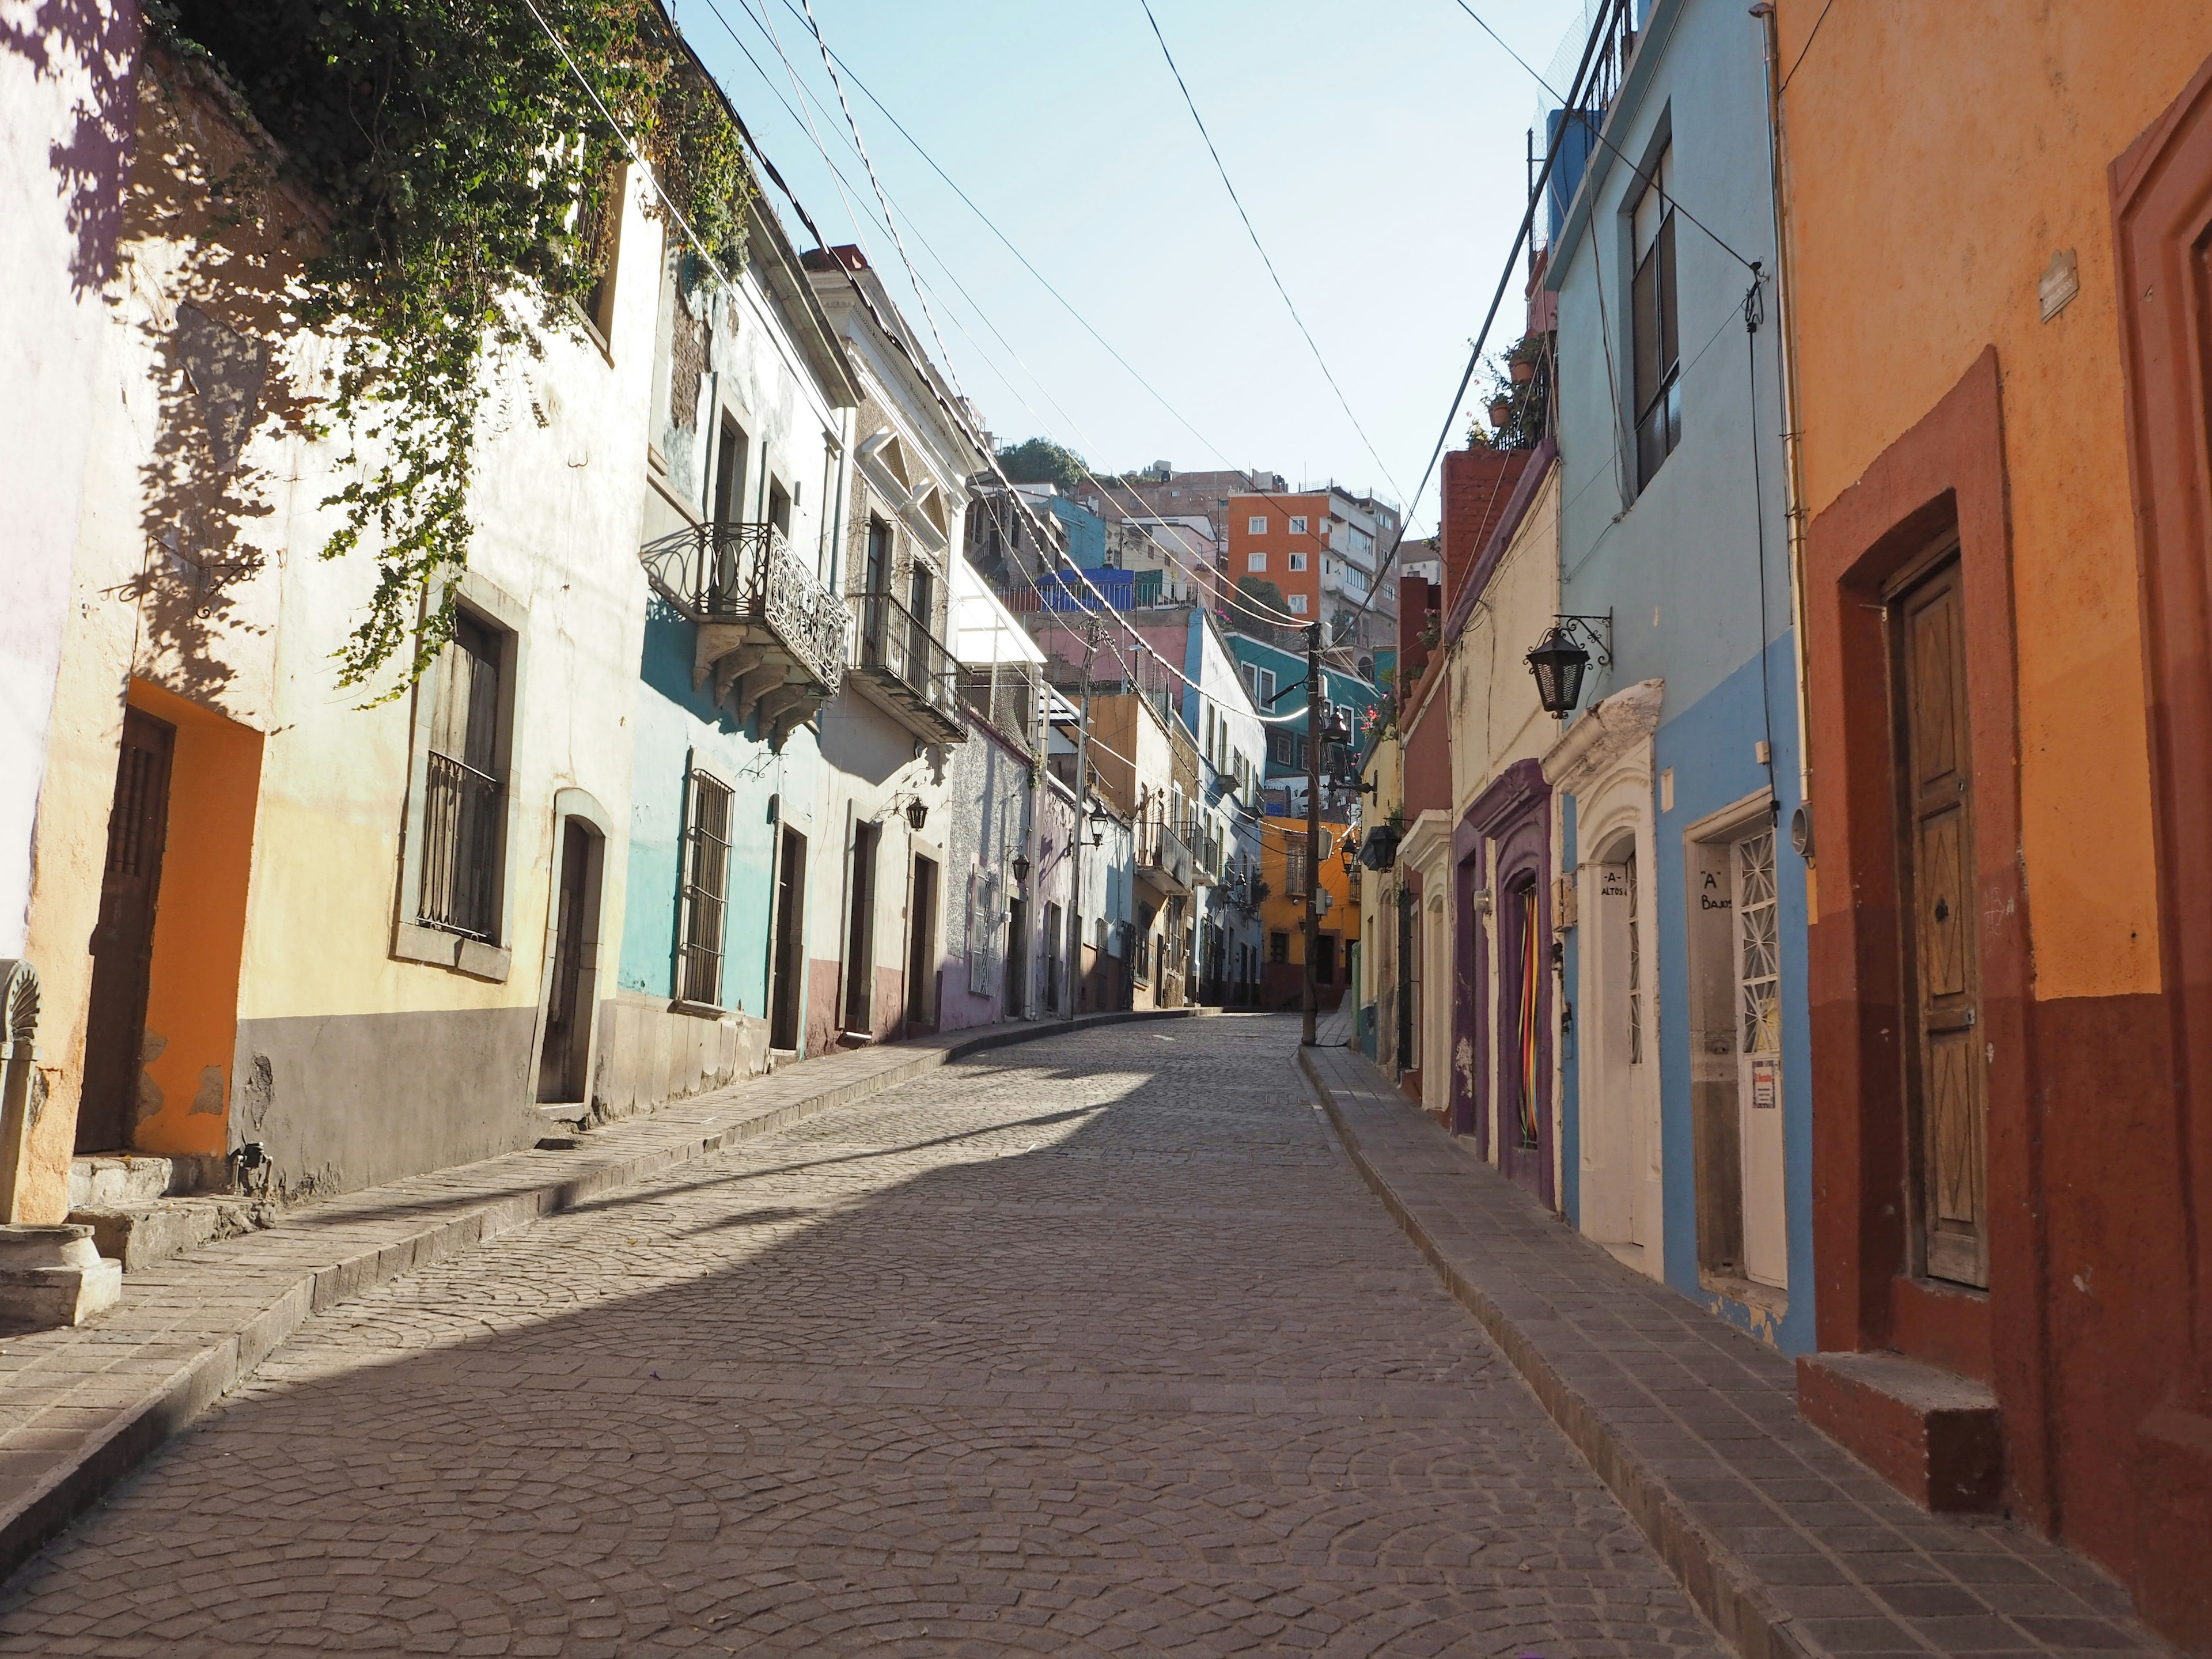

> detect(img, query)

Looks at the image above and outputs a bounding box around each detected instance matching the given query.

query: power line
[1134,0,1403,498]
[717,0,1324,642]
[1345,0,1626,629]
[1446,0,1761,274]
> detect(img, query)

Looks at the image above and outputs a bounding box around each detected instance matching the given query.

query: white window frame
[1247,515,1268,535]
[1289,515,1308,535]
[1247,552,1266,573]
[1288,552,1308,572]
[1287,593,1309,614]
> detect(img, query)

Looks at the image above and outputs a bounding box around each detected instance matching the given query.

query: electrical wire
[711,0,1317,639]
[1134,0,1403,498]
[728,0,1402,644]
[1779,0,1837,93]
[1344,0,1627,630]
[721,1,1345,693]
[1446,0,1762,274]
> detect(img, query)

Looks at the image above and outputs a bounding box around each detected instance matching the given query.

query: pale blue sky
[673,0,1592,535]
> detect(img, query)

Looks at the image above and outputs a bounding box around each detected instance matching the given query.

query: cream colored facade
[15,60,665,1220]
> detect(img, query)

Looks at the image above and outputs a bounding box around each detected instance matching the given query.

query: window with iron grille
[418,613,506,941]
[679,768,733,1005]
[1286,841,1310,897]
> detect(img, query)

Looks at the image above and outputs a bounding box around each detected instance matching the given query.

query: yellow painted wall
[1777,1,2212,999]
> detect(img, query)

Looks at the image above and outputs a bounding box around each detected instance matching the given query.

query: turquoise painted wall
[621,599,817,1022]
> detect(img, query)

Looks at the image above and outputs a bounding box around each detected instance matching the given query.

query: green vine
[157,0,759,695]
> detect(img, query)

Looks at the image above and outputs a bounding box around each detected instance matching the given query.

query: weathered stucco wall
[1779,0,2212,999]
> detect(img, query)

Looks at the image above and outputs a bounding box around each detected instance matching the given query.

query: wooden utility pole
[1302,622,1322,1048]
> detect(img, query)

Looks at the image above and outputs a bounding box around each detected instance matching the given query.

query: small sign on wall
[1752,1058,1779,1109]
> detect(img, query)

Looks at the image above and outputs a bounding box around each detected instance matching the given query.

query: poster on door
[1751,1058,1779,1110]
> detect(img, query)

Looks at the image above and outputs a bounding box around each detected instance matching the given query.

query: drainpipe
[1753,1,1814,811]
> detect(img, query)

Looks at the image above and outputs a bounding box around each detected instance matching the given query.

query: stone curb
[1298,1045,1818,1659]
[0,1007,1194,1586]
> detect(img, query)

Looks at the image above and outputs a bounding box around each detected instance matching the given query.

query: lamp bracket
[1553,612,1614,671]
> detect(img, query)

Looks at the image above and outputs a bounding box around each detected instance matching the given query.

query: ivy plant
[156,0,759,694]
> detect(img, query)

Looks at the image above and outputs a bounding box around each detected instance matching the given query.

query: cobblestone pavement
[0,1016,1720,1658]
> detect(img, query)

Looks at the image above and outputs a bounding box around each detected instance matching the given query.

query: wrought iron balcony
[640,521,849,749]
[1137,817,1195,896]
[850,590,965,745]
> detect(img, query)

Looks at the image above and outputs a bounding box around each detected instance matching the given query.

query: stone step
[67,1196,268,1273]
[66,1153,229,1212]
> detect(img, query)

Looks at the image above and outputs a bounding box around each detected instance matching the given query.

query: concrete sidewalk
[1300,1040,2171,1659]
[0,1007,1189,1586]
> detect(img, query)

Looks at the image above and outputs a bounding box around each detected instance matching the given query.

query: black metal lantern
[904,797,929,831]
[1086,797,1109,847]
[1527,626,1590,718]
[1339,831,1361,874]
[1012,852,1032,884]
[1358,821,1401,871]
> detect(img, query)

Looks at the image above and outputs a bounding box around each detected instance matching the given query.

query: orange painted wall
[1226,493,1327,624]
[1778,0,2212,998]
[1780,8,2212,1638]
[1257,817,1358,1005]
[128,680,262,1158]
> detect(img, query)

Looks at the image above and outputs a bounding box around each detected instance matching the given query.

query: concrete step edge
[1297,1046,1823,1659]
[0,1007,1190,1590]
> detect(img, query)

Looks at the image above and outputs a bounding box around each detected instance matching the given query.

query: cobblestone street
[0,1016,1718,1657]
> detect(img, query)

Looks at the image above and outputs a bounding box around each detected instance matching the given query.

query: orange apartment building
[1227,493,1330,625]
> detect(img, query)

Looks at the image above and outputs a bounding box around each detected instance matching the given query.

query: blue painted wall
[621,599,817,1024]
[1046,495,1108,570]
[1546,0,1812,1351]
[1224,632,1383,779]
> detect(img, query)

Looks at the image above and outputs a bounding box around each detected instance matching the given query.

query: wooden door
[1893,554,1988,1288]
[1497,877,1549,1200]
[537,821,591,1104]
[768,828,806,1052]
[905,855,938,1031]
[79,709,176,1153]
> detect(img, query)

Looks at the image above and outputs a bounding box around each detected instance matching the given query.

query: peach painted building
[1775,2,2212,1644]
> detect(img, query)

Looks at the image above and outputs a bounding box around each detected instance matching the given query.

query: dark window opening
[419,613,505,941]
[1631,147,1681,490]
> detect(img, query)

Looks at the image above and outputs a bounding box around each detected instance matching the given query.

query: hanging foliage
[153,0,759,694]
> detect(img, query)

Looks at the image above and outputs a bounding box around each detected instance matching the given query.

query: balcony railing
[1137,817,1195,895]
[851,590,962,737]
[640,521,849,694]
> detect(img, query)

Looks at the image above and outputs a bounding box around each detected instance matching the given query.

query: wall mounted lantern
[1339,831,1361,875]
[1086,797,1109,847]
[1525,613,1615,719]
[1012,852,1032,884]
[905,797,929,831]
[1358,821,1402,871]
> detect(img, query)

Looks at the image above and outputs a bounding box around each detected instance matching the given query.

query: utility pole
[1302,622,1322,1048]
[1065,614,1099,1024]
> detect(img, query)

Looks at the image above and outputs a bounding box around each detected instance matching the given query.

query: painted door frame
[1460,759,1554,1207]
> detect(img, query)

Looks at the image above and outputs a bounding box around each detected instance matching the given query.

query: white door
[1734,828,1787,1287]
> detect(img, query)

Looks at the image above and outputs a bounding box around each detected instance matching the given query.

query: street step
[67,1154,192,1213]
[67,1195,267,1273]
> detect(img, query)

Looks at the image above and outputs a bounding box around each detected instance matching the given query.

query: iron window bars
[679,770,733,1006]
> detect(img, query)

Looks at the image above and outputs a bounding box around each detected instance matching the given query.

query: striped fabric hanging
[1518,891,1542,1147]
